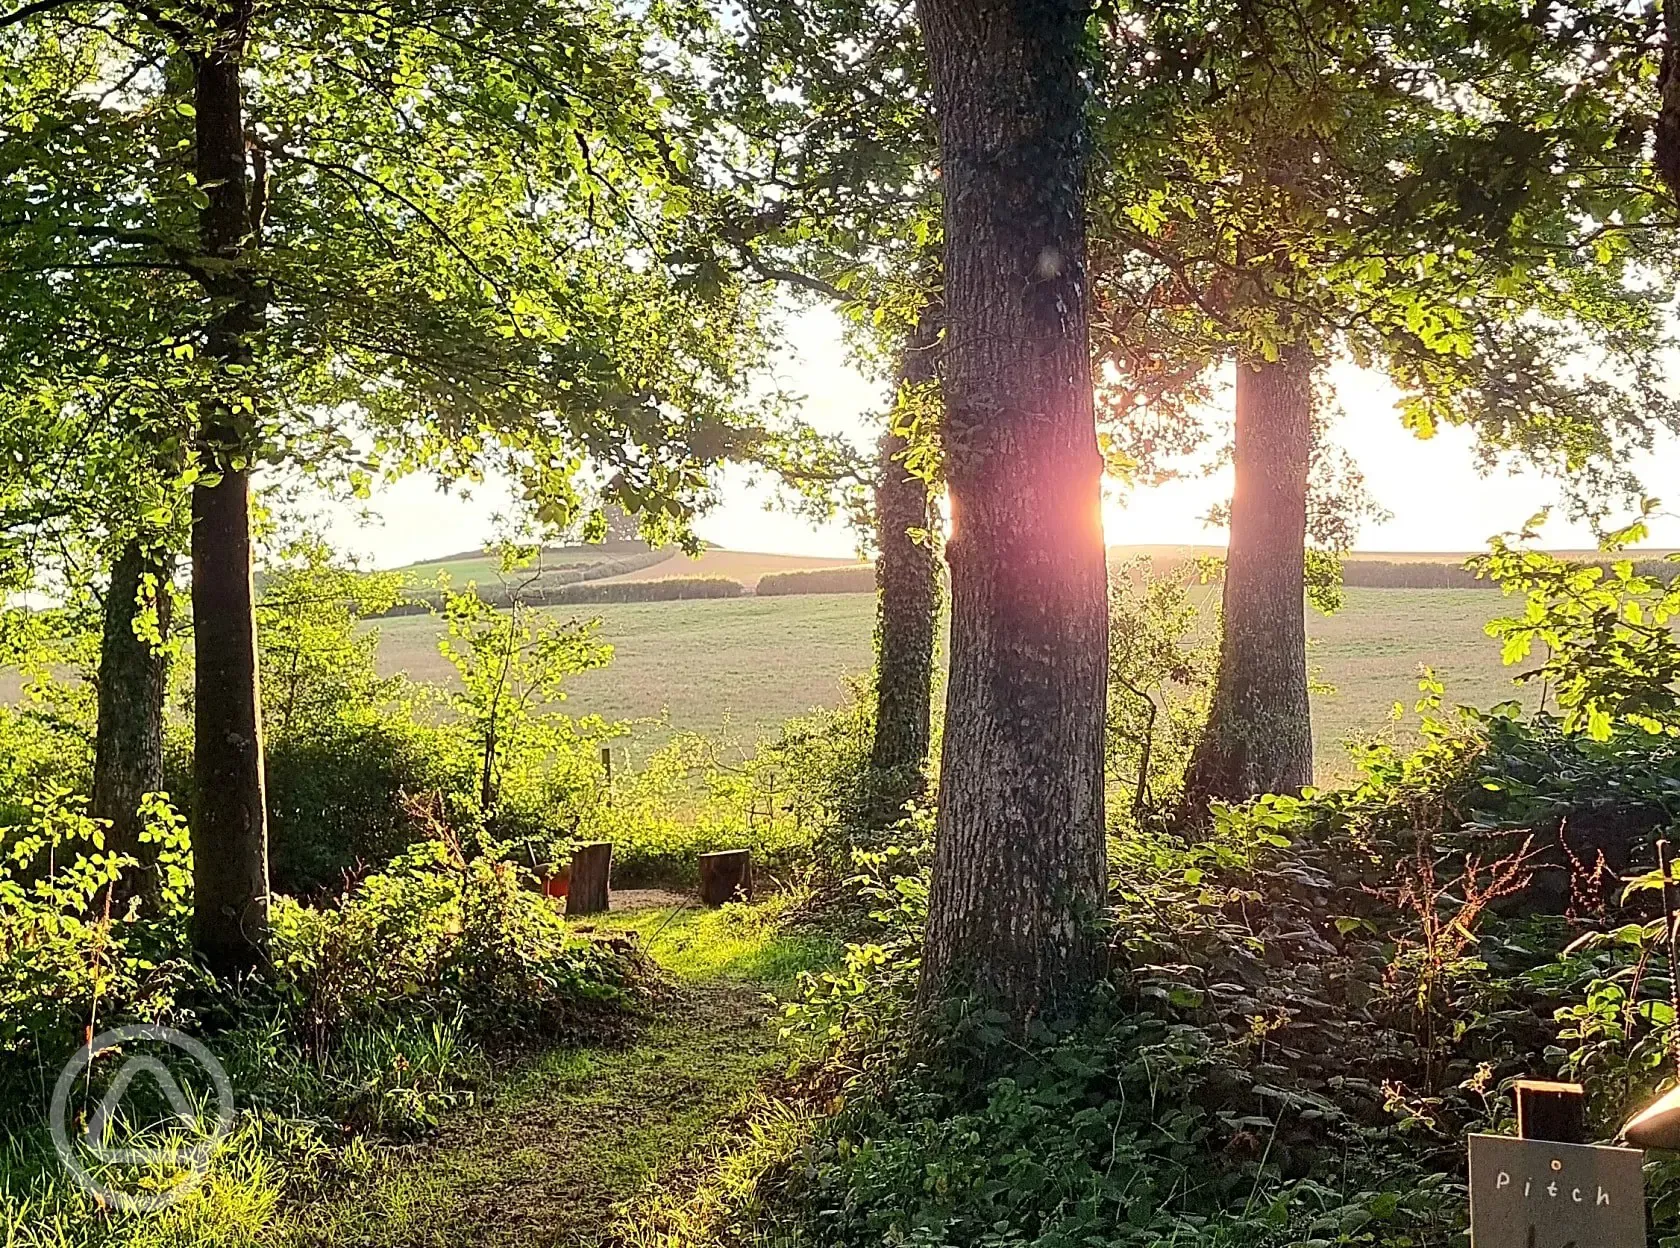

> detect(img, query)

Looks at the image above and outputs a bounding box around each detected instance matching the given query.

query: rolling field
[371,586,1537,777]
[398,543,870,592]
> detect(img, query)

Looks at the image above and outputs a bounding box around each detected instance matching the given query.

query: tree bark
[1182,350,1314,811]
[566,841,613,916]
[1657,0,1680,204]
[867,320,942,827]
[915,0,1109,1021]
[91,540,172,905]
[189,8,270,977]
[698,849,753,906]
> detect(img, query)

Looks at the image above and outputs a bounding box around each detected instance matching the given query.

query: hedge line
[756,565,875,596]
[1140,555,1678,590]
[377,575,744,616]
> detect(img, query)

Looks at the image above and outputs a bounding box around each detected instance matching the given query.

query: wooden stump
[566,842,612,916]
[698,849,752,906]
[1515,1079,1585,1143]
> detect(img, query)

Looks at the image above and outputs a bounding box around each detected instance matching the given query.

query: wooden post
[1515,1079,1586,1143]
[566,841,612,916]
[600,745,613,783]
[698,849,752,906]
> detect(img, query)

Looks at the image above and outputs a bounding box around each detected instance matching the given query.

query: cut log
[566,842,612,916]
[698,849,752,906]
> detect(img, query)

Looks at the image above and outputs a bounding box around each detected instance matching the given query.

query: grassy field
[372,586,1536,777]
[374,592,880,759]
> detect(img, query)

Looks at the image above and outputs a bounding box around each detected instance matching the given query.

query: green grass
[371,587,1535,773]
[590,901,841,989]
[291,899,833,1248]
[0,899,834,1248]
[372,593,879,752]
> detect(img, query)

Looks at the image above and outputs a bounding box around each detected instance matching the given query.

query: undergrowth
[620,703,1680,1248]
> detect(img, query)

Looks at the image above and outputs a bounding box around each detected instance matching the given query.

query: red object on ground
[541,864,571,899]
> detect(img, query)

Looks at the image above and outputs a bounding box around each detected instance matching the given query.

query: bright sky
[316,306,1680,569]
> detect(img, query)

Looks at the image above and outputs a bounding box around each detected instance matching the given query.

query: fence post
[1515,1080,1586,1143]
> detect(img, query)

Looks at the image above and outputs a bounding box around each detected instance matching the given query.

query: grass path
[296,904,833,1248]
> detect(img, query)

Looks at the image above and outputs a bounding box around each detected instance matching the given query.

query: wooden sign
[1468,1134,1645,1248]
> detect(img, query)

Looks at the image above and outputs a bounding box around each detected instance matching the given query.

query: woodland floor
[291,899,833,1248]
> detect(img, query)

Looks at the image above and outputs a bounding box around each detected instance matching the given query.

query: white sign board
[1468,1134,1645,1248]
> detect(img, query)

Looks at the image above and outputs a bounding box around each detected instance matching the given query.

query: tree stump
[566,842,612,916]
[698,849,752,906]
[1515,1079,1586,1143]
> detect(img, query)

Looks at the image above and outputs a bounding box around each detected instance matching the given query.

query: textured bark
[91,541,172,904]
[190,11,271,977]
[867,323,942,826]
[566,841,613,916]
[1658,0,1680,204]
[698,849,753,906]
[915,0,1109,1020]
[1182,350,1314,811]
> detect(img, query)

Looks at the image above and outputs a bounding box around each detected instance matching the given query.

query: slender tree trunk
[190,11,270,976]
[91,541,172,904]
[867,320,941,827]
[915,0,1109,1020]
[1182,350,1314,811]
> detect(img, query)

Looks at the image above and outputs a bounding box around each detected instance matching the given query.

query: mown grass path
[296,904,832,1248]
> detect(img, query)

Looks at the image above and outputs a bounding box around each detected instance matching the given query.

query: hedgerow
[755,565,874,596]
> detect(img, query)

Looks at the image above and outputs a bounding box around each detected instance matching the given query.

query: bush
[753,700,1680,1248]
[0,791,197,1110]
[755,565,874,596]
[268,836,645,1047]
[587,732,817,887]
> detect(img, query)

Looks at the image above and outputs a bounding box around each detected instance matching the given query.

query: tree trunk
[190,13,270,977]
[915,0,1109,1021]
[1657,0,1680,204]
[91,541,172,905]
[867,320,942,827]
[1182,350,1315,811]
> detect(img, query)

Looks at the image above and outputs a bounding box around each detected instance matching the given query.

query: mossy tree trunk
[189,8,271,977]
[91,540,172,904]
[915,0,1110,1021]
[1182,349,1314,811]
[867,320,942,827]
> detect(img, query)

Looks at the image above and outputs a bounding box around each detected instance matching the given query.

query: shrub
[268,836,645,1048]
[755,565,874,596]
[1106,559,1215,824]
[586,732,814,887]
[0,790,198,1122]
[755,698,1680,1248]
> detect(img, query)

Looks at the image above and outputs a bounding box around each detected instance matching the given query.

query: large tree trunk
[91,540,172,905]
[866,321,941,827]
[915,0,1109,1021]
[1657,0,1680,203]
[190,15,270,977]
[1182,350,1314,811]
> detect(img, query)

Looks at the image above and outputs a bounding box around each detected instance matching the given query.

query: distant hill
[397,541,671,592]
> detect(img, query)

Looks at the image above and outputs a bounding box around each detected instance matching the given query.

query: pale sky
[314,306,1680,568]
